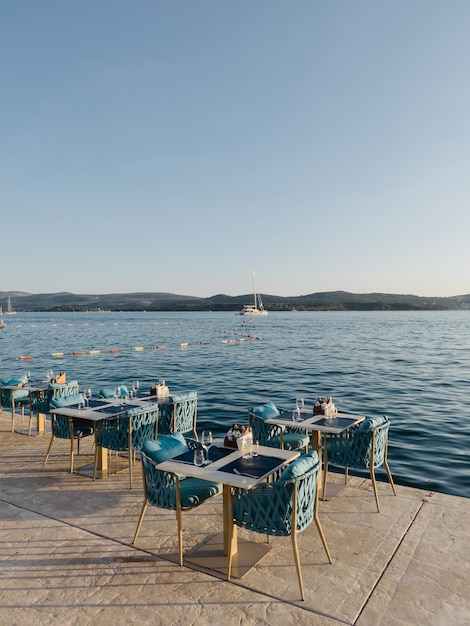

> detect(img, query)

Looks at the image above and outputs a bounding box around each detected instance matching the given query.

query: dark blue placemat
[87,399,108,408]
[94,405,126,415]
[219,454,286,479]
[173,447,233,465]
[313,417,357,428]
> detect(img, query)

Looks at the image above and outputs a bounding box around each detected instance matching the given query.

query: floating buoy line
[0,319,262,366]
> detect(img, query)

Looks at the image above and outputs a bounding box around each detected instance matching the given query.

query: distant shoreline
[1,290,469,313]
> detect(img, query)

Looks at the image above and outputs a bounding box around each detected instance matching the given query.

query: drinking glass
[250,440,259,457]
[132,380,140,397]
[47,369,54,383]
[114,386,121,404]
[295,397,304,411]
[201,430,213,464]
[84,388,92,407]
[193,449,205,467]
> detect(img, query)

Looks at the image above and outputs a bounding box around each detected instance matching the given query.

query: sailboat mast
[252,269,257,307]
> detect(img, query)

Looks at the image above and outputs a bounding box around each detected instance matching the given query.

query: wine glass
[114,386,121,404]
[84,388,92,407]
[132,380,140,397]
[201,430,213,464]
[47,369,54,383]
[295,397,304,411]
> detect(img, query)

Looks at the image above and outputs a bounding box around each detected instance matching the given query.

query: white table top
[156,445,300,489]
[49,399,157,421]
[266,410,365,434]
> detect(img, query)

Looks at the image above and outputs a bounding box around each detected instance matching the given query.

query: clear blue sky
[1,1,469,298]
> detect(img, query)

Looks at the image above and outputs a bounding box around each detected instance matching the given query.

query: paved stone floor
[0,410,468,625]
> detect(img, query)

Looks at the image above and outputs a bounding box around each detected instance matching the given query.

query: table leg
[223,484,237,557]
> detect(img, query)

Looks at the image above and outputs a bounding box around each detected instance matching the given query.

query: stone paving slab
[0,411,469,625]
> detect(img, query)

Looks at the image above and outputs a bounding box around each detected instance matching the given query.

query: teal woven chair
[0,376,31,434]
[228,451,332,600]
[248,402,309,452]
[133,433,222,565]
[158,391,198,440]
[93,402,159,488]
[44,393,94,473]
[324,415,397,512]
[35,381,81,417]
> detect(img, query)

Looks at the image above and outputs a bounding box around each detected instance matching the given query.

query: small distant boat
[240,270,268,316]
[5,296,16,315]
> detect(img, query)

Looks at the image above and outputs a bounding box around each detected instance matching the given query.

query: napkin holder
[224,424,251,449]
[314,396,337,417]
[150,381,169,399]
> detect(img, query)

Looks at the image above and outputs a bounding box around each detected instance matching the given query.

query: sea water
[1,310,468,498]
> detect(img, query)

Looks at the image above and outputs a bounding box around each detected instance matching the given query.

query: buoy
[89,350,100,355]
[110,348,122,353]
[19,355,33,360]
[180,342,189,347]
[134,347,144,351]
[73,351,85,355]
[51,352,64,357]
[156,345,165,349]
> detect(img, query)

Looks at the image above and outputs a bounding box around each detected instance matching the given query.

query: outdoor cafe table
[265,410,365,499]
[157,442,300,578]
[3,382,50,436]
[49,399,157,477]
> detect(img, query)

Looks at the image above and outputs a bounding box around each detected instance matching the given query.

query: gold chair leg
[314,511,333,564]
[175,479,183,566]
[384,458,397,496]
[291,530,305,601]
[44,435,55,465]
[370,467,380,513]
[70,438,75,474]
[133,499,148,543]
[93,443,98,481]
[227,519,234,581]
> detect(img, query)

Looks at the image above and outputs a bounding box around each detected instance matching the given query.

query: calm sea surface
[1,311,468,499]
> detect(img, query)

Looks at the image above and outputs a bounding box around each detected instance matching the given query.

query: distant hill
[0,290,469,312]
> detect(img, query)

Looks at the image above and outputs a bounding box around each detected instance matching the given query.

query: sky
[1,1,469,298]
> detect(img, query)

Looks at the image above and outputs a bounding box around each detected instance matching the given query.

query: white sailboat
[240,271,268,316]
[5,296,16,315]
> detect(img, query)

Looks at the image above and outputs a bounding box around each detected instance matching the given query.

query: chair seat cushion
[124,402,159,416]
[98,385,129,399]
[0,376,28,386]
[179,477,222,508]
[278,451,319,482]
[282,431,310,451]
[249,401,280,420]
[73,425,94,437]
[358,415,388,432]
[142,432,187,464]
[50,393,84,409]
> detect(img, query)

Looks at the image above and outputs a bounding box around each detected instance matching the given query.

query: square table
[50,400,132,477]
[156,442,300,578]
[265,410,365,499]
[2,383,50,436]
